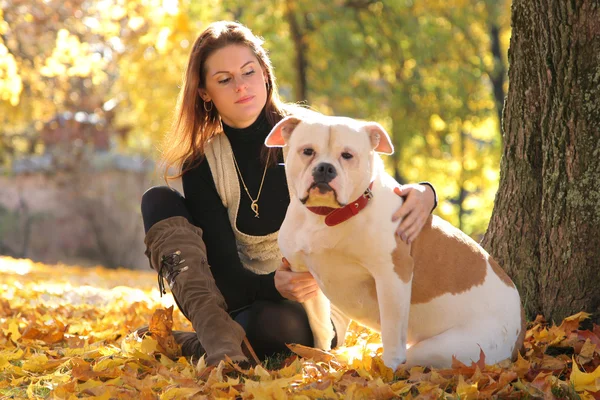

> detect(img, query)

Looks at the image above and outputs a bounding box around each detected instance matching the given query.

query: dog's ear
[364,122,394,155]
[265,116,303,147]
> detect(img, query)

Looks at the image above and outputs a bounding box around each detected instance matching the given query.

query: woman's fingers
[280,284,319,302]
[276,257,320,301]
[392,184,431,244]
[294,284,320,302]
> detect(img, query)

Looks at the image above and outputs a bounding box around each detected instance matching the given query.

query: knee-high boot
[144,216,247,365]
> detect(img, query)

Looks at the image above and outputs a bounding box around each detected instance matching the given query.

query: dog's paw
[383,352,407,371]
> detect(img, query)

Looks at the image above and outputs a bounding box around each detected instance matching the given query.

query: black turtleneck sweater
[181,111,287,313]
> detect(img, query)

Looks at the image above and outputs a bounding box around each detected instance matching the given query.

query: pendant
[251,200,259,218]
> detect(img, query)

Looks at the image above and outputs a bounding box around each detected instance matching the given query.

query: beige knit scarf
[203,133,281,275]
[204,130,350,343]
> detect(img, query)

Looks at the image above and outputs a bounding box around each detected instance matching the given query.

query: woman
[140,21,437,366]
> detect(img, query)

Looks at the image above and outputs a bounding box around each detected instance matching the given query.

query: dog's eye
[341,152,353,160]
[303,148,314,156]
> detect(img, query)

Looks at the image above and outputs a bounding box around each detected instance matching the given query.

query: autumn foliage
[1,256,600,399]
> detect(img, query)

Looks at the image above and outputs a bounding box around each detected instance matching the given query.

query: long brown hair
[160,21,293,182]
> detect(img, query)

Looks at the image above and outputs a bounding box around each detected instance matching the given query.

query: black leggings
[141,185,320,359]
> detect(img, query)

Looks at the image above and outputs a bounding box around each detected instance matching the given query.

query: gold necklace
[232,150,270,218]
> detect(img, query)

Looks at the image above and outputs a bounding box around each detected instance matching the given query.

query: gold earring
[203,101,213,112]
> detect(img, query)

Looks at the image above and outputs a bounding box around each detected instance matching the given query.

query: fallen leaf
[287,343,334,363]
[571,357,600,393]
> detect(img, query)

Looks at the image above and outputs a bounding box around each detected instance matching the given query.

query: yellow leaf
[416,381,440,394]
[77,378,103,391]
[371,356,394,382]
[287,343,335,363]
[0,348,24,361]
[456,375,479,400]
[277,357,302,378]
[296,384,337,399]
[140,336,159,354]
[0,356,8,371]
[26,381,35,399]
[253,364,273,381]
[570,357,600,392]
[243,380,288,400]
[390,379,413,395]
[512,352,531,378]
[565,312,592,322]
[21,354,49,372]
[87,391,111,400]
[160,386,203,400]
[92,356,126,371]
[4,321,21,341]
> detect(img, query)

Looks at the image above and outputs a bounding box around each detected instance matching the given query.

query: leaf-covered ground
[1,256,600,399]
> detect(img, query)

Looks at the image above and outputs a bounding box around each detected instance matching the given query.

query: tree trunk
[285,1,308,103]
[488,23,506,137]
[482,0,600,323]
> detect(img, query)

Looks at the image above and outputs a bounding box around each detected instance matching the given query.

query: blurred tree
[1,0,511,239]
[1,0,111,167]
[482,0,600,323]
[0,0,217,165]
[110,0,220,152]
[225,0,509,238]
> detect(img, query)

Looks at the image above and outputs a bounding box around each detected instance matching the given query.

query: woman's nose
[234,77,248,92]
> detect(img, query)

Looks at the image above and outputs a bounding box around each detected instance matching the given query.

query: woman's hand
[392,184,435,244]
[274,258,320,303]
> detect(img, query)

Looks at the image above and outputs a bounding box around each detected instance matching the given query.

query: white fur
[267,116,522,369]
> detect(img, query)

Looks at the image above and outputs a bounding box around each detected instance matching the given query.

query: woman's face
[199,44,268,129]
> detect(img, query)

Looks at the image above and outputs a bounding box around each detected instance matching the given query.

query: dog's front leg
[302,289,335,351]
[373,257,413,370]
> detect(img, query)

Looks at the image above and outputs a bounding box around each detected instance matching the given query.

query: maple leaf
[571,357,600,393]
[287,343,335,363]
[456,374,479,399]
[147,306,181,359]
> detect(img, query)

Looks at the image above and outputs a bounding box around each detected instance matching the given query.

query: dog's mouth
[300,182,344,207]
[311,182,334,194]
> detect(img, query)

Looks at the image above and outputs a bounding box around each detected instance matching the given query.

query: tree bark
[488,23,506,136]
[482,0,600,323]
[285,1,308,103]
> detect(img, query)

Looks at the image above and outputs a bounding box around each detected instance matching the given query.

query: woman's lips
[236,96,254,104]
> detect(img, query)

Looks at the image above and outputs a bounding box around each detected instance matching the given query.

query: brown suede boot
[144,216,248,365]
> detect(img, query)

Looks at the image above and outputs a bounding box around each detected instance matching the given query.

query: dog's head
[265,115,393,208]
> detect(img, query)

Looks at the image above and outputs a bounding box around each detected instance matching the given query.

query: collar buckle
[363,187,373,199]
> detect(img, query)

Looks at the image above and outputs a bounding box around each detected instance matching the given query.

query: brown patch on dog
[488,257,516,288]
[512,305,527,360]
[391,239,414,283]
[403,215,488,304]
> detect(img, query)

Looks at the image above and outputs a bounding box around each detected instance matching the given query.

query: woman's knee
[239,301,314,358]
[141,186,191,233]
[141,186,183,210]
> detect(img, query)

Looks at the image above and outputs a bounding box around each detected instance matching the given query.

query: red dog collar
[307,182,374,227]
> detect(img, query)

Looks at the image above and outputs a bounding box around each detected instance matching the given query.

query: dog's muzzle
[312,162,337,183]
[310,182,334,194]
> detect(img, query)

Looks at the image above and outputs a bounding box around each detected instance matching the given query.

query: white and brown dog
[265,114,525,370]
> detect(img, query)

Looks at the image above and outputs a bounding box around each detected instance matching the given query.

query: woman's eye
[303,148,314,156]
[341,152,353,160]
[243,70,256,76]
[218,77,231,84]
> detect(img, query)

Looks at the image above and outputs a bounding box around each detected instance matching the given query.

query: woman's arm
[182,162,284,312]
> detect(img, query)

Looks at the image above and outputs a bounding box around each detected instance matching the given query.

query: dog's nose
[312,162,337,182]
